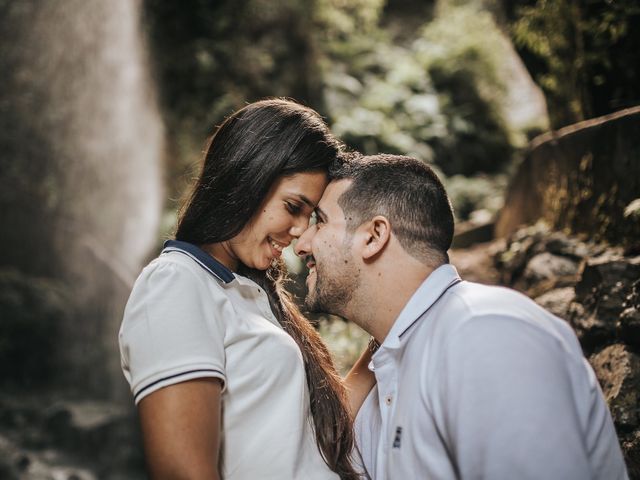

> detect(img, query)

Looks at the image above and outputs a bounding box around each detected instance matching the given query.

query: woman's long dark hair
[175,99,361,479]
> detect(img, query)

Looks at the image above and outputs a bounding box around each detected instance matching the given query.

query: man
[294,154,628,479]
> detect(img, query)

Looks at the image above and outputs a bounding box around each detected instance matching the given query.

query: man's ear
[361,215,391,260]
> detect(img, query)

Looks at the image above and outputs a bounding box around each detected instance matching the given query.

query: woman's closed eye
[285,201,302,215]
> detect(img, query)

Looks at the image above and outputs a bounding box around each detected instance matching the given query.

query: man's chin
[304,294,321,314]
[304,291,330,315]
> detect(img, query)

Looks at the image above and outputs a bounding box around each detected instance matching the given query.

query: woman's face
[220,171,329,271]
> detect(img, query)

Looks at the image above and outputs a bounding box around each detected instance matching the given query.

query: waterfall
[0,0,164,398]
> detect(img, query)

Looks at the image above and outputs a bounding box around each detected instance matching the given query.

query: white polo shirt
[119,241,337,480]
[355,264,627,480]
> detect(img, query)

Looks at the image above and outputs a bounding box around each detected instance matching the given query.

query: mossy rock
[0,269,72,388]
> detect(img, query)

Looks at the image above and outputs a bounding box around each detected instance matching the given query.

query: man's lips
[305,255,317,286]
[305,255,316,270]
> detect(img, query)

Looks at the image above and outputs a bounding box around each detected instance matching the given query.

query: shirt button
[385,395,392,405]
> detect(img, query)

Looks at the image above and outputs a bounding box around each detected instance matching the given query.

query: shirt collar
[380,263,461,350]
[162,240,235,284]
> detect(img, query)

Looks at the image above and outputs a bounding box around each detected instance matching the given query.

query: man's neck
[347,259,436,344]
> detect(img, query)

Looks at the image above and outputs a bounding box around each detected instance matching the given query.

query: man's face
[294,180,361,317]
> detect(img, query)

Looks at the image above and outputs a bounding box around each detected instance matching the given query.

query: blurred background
[1,0,639,478]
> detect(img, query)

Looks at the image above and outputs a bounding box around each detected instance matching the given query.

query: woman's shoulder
[126,251,234,315]
[138,250,224,290]
[122,251,236,332]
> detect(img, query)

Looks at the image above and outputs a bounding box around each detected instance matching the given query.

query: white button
[385,395,392,405]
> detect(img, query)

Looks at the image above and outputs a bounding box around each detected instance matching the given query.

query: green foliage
[415,5,513,174]
[445,173,507,221]
[143,0,325,194]
[324,41,443,164]
[322,3,514,175]
[318,318,369,375]
[313,0,385,40]
[0,269,70,388]
[145,0,519,180]
[509,0,640,128]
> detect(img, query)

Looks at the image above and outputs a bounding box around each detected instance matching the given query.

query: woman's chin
[253,257,272,271]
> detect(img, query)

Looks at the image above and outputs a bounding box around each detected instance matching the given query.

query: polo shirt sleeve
[433,315,595,480]
[119,260,227,404]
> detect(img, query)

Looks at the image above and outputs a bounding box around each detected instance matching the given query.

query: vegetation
[144,0,521,221]
[508,0,640,128]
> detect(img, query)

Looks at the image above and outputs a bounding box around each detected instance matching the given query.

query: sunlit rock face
[496,106,640,247]
[0,0,164,397]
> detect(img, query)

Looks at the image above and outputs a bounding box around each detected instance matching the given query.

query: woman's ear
[361,215,391,260]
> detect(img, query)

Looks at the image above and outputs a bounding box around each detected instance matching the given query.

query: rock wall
[495,106,640,247]
[0,0,164,397]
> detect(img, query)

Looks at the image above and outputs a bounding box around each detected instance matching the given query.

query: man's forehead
[318,179,352,212]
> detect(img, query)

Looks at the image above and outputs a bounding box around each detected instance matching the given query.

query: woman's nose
[294,225,315,257]
[289,215,311,238]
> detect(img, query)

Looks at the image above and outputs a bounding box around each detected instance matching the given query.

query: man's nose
[294,225,316,258]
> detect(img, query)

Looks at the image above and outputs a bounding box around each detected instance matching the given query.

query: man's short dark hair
[329,153,454,266]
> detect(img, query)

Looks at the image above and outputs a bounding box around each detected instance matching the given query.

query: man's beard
[305,248,360,318]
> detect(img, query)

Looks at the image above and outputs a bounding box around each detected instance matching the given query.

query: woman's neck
[200,242,238,271]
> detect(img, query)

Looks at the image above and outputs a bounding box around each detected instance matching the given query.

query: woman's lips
[268,236,288,257]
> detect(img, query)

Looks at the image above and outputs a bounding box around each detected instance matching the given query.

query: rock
[534,287,575,320]
[494,223,593,292]
[451,220,495,249]
[0,434,21,480]
[450,239,503,285]
[568,302,616,354]
[0,269,71,388]
[590,344,640,430]
[522,252,580,286]
[620,430,640,480]
[494,223,549,286]
[0,433,96,480]
[567,254,640,354]
[619,280,640,348]
[43,400,143,471]
[543,231,591,259]
[574,254,640,322]
[0,394,145,479]
[576,255,640,304]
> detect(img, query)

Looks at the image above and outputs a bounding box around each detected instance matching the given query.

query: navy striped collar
[162,240,235,284]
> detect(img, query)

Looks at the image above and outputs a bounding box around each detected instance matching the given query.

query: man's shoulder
[423,280,578,353]
[415,280,569,339]
[447,281,544,317]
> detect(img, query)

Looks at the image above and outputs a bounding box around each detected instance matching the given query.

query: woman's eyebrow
[295,194,315,208]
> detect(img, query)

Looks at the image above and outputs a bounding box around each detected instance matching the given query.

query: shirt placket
[372,350,398,480]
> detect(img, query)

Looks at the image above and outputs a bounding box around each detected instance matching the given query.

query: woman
[119,99,365,479]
